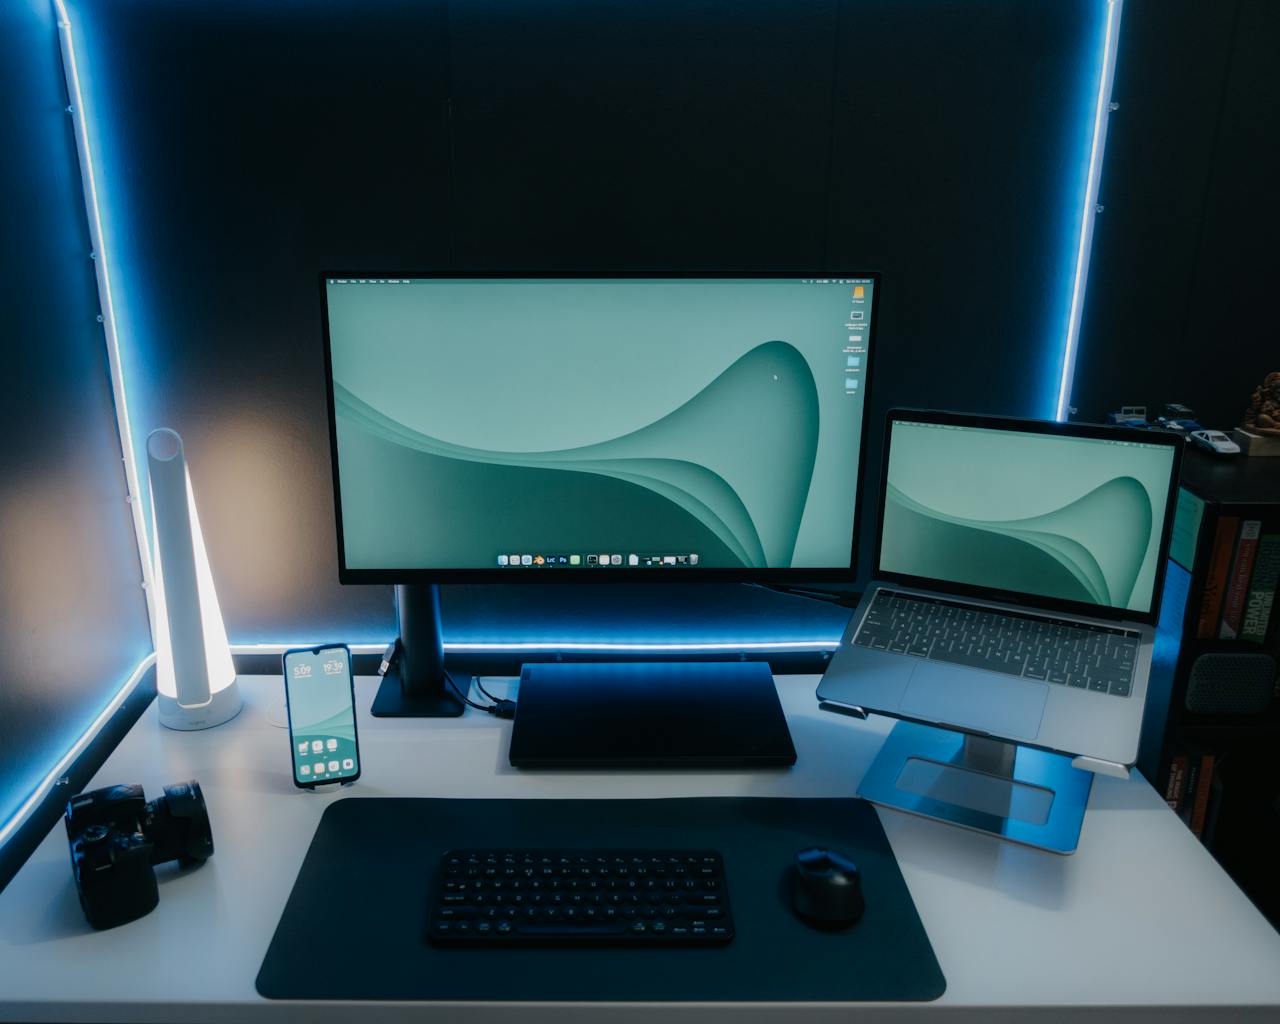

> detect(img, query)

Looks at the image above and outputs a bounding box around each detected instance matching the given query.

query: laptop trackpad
[900,662,1048,740]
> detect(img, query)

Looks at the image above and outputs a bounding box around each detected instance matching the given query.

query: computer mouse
[790,847,865,928]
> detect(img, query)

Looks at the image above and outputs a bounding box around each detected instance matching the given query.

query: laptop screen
[879,418,1178,615]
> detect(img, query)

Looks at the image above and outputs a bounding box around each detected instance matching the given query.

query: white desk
[2,673,1279,1022]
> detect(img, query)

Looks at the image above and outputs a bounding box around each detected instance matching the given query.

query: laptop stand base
[858,719,1093,854]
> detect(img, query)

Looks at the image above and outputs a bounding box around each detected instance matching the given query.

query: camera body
[65,781,213,930]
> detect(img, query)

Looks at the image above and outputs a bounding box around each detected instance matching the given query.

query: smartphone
[283,644,361,789]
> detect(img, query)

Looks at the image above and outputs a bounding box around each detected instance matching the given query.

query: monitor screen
[322,275,877,577]
[879,418,1177,615]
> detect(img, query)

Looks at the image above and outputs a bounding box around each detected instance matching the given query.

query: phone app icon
[297,741,309,754]
[311,740,323,754]
[313,762,326,774]
[328,761,340,773]
[326,738,338,751]
[342,758,354,770]
[299,764,311,776]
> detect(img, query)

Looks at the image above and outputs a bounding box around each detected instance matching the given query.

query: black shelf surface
[1180,445,1280,504]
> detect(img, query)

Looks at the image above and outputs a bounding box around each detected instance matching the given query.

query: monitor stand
[856,719,1093,854]
[370,584,464,718]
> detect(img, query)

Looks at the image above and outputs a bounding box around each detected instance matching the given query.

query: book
[1189,752,1216,837]
[1241,534,1280,644]
[1179,755,1202,826]
[1164,753,1188,813]
[1220,521,1262,638]
[1202,772,1226,848]
[1197,516,1239,638]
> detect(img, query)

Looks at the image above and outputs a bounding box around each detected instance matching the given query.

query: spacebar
[929,647,1020,676]
[516,924,628,936]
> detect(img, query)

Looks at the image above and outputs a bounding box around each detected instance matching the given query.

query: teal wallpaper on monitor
[327,278,873,569]
[881,421,1175,613]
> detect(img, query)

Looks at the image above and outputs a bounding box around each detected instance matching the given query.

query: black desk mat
[257,797,945,1002]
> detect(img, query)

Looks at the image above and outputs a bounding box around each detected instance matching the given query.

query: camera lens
[142,780,214,865]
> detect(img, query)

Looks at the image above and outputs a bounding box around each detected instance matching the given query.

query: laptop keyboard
[853,591,1139,697]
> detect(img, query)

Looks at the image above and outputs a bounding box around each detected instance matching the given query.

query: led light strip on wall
[1056,0,1123,422]
[54,0,156,631]
[230,640,840,656]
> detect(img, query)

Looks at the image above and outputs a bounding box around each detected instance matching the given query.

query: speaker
[1184,652,1277,716]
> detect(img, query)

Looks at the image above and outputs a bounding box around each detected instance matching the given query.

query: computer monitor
[319,273,880,735]
[322,274,878,580]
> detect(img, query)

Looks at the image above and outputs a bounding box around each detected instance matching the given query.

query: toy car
[1190,430,1241,455]
[1108,405,1148,425]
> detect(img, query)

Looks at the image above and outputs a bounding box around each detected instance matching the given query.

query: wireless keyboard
[427,849,734,946]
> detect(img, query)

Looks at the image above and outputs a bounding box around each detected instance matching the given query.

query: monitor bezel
[873,408,1184,625]
[319,270,881,584]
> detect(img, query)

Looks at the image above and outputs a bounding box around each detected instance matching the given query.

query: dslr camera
[65,780,213,929]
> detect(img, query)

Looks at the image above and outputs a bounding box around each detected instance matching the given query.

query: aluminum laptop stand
[856,718,1094,854]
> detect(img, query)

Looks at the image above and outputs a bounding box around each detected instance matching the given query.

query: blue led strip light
[1056,0,1123,422]
[54,0,157,631]
[230,640,840,655]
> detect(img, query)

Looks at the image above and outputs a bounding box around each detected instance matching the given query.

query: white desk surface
[2,673,1279,1023]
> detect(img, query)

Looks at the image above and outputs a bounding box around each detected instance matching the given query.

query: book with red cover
[1197,516,1240,638]
[1220,520,1262,638]
[1189,752,1216,837]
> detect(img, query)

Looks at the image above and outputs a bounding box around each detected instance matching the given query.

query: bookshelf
[1140,447,1280,928]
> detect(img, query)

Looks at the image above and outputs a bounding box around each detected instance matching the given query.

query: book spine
[1241,534,1280,644]
[1179,756,1202,825]
[1164,753,1187,813]
[1189,753,1216,837]
[1220,521,1262,638]
[1197,516,1240,639]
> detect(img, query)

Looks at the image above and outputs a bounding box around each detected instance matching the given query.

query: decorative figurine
[1233,372,1280,455]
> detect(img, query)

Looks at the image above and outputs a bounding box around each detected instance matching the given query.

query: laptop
[818,410,1182,769]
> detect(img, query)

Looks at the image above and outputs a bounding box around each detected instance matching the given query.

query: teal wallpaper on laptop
[327,278,873,569]
[881,421,1175,613]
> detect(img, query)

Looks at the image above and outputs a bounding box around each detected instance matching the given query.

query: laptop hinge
[1069,755,1130,779]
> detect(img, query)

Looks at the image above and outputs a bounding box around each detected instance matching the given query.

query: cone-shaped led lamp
[147,428,241,730]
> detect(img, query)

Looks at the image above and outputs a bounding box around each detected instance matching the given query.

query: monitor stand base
[857,719,1093,854]
[371,668,464,718]
[370,584,465,719]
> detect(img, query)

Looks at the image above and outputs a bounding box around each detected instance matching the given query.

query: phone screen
[284,647,360,786]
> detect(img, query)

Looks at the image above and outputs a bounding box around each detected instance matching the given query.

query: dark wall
[0,2,153,847]
[68,0,1109,643]
[1072,0,1280,430]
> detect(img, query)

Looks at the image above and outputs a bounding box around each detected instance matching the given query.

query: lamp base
[158,679,244,731]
